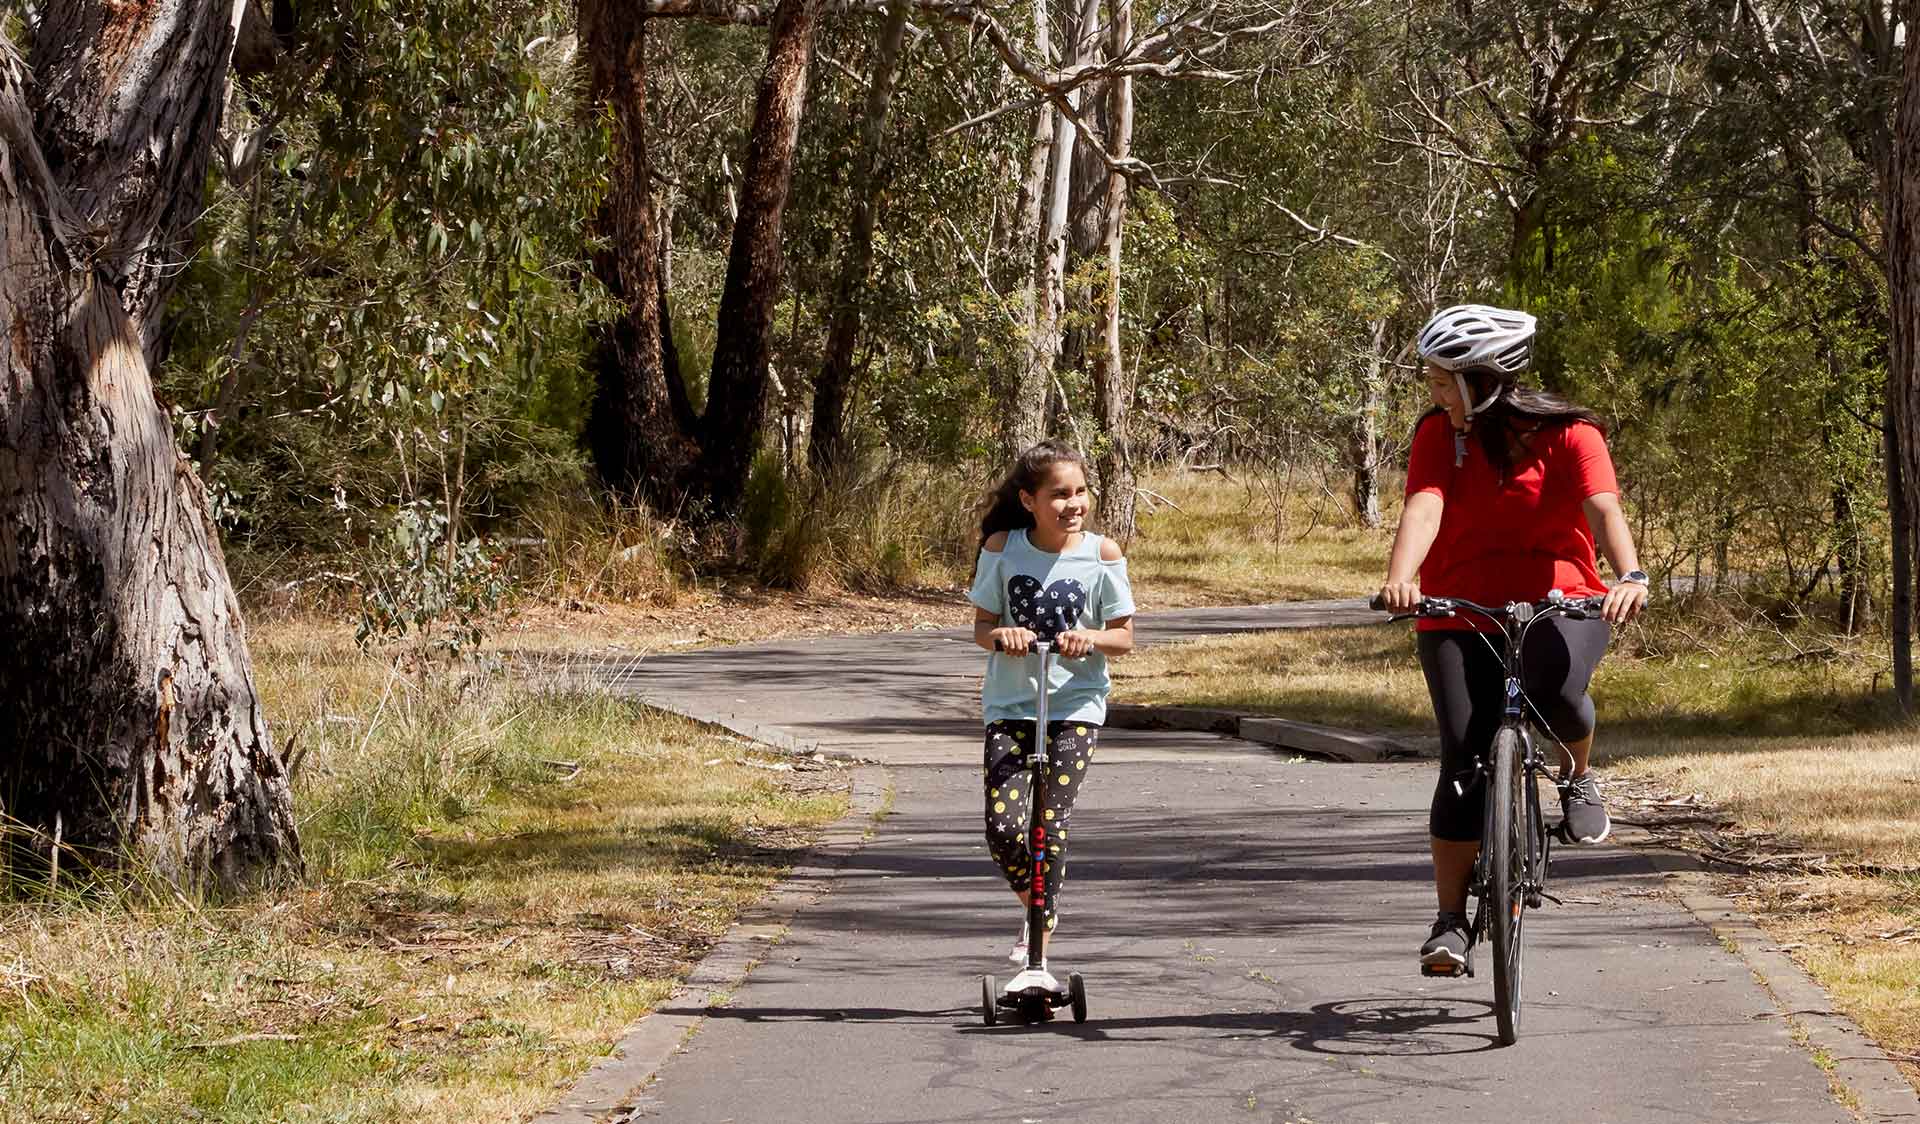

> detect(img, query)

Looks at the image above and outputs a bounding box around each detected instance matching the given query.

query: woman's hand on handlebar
[1601,580,1648,625]
[1055,629,1097,658]
[1377,580,1422,613]
[990,626,1038,655]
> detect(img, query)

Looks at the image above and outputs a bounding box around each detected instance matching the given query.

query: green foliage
[141,0,1901,626]
[355,501,509,656]
[159,0,607,561]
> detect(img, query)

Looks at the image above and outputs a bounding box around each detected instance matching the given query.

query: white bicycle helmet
[1415,304,1537,423]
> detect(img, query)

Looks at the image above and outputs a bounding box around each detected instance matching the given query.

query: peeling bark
[0,13,300,889]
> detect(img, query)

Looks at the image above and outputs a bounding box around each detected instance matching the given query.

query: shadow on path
[667,996,1503,1055]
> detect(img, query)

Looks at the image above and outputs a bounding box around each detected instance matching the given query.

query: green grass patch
[0,634,849,1123]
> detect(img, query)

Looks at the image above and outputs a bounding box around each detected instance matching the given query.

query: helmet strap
[1455,372,1502,423]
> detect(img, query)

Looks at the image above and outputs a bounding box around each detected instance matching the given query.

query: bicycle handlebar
[1367,591,1608,622]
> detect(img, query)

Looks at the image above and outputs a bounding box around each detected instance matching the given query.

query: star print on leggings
[981,718,1099,928]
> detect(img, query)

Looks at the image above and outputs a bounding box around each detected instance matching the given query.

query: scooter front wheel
[981,975,998,1026]
[1068,972,1087,1023]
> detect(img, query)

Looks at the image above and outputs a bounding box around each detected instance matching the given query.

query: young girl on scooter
[969,440,1136,989]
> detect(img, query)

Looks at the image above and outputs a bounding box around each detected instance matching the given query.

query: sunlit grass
[0,631,848,1123]
[1125,469,1389,608]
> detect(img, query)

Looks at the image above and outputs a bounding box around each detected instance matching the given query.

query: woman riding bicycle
[1377,304,1649,974]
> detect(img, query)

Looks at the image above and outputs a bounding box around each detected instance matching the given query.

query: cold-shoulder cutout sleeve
[1099,536,1124,562]
[983,530,1010,552]
[968,548,1005,615]
[1096,553,1136,623]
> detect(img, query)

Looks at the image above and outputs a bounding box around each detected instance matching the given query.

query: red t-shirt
[1404,411,1619,632]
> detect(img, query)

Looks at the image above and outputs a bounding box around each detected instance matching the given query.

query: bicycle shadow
[671,996,1502,1055]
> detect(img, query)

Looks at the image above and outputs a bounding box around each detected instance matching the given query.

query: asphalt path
[599,602,1857,1123]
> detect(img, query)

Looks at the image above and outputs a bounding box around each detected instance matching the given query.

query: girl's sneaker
[1008,917,1059,963]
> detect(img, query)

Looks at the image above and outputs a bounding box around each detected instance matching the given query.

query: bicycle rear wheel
[1486,726,1527,1045]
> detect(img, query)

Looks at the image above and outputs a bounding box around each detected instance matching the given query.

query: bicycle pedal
[1420,963,1464,978]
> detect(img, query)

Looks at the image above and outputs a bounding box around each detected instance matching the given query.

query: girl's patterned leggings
[983,719,1098,929]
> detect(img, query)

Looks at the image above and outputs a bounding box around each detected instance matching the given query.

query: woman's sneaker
[1419,911,1473,976]
[1007,920,1029,964]
[1560,772,1611,844]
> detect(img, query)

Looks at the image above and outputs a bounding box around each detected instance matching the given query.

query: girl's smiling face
[1021,461,1090,540]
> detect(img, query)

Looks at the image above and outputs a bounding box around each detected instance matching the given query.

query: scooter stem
[1027,642,1053,972]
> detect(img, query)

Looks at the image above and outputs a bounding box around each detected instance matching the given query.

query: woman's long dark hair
[975,440,1090,560]
[1432,367,1606,479]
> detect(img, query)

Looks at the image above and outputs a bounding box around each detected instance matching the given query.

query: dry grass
[1113,626,1432,730]
[1610,737,1920,872]
[1125,469,1389,609]
[0,630,848,1123]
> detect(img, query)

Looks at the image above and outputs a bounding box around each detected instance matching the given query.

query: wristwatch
[1619,570,1649,586]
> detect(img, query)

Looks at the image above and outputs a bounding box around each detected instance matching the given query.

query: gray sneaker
[1419,911,1472,976]
[1560,772,1611,844]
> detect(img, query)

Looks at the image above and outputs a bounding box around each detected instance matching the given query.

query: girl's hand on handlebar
[991,627,1038,655]
[1055,630,1097,658]
[1601,581,1648,625]
[1378,580,1422,613]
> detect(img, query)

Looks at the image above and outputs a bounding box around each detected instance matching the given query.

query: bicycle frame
[1375,592,1604,934]
[1468,604,1557,938]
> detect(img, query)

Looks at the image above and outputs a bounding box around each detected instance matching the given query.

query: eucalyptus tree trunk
[0,10,300,889]
[1005,0,1057,455]
[1089,0,1136,542]
[1889,391,1912,713]
[582,0,697,505]
[1023,0,1101,454]
[1889,22,1920,713]
[809,0,911,476]
[583,0,823,520]
[1347,318,1389,529]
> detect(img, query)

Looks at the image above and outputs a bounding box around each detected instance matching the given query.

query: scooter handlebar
[991,637,1097,660]
[992,637,1055,654]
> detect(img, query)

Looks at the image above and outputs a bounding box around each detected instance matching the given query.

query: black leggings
[1418,617,1610,842]
[983,720,1098,929]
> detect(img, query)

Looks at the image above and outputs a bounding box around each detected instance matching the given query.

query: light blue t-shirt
[968,528,1137,726]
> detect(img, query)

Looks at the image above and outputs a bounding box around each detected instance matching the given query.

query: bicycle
[1369,588,1608,1046]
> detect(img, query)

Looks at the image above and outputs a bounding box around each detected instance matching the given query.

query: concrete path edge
[1628,836,1919,1122]
[531,763,891,1124]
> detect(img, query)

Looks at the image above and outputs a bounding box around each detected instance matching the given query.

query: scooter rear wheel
[980,975,997,1026]
[1068,972,1087,1023]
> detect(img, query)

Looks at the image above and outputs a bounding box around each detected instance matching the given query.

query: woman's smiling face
[1425,362,1468,429]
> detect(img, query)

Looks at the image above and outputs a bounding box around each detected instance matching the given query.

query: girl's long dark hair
[975,440,1090,560]
[1434,368,1606,479]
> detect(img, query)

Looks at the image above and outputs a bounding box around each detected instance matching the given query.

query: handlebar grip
[992,637,1057,654]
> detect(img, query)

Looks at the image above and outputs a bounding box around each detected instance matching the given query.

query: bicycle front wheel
[1486,726,1527,1046]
